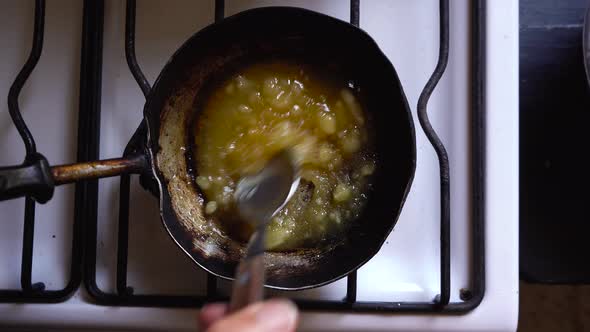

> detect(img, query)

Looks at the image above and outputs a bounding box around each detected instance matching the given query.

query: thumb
[206,298,299,332]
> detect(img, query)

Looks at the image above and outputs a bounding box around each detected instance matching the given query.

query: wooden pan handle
[51,154,146,185]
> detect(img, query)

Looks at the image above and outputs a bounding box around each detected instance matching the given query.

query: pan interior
[187,60,379,252]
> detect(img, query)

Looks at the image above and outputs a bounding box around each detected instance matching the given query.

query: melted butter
[194,62,375,250]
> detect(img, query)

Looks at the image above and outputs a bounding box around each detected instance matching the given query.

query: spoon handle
[229,229,266,312]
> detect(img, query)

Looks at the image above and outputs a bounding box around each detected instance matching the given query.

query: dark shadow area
[520,0,590,283]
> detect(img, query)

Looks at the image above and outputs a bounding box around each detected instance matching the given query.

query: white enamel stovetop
[0,1,518,331]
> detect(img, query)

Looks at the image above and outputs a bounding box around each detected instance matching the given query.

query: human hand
[198,298,299,332]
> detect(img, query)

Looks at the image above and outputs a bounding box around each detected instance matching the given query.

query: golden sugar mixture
[193,62,375,250]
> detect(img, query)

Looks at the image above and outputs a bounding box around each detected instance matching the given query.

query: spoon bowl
[234,150,301,228]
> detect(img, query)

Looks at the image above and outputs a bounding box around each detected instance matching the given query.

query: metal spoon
[229,149,300,312]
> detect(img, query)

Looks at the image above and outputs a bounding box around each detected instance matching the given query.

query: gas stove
[0,0,519,331]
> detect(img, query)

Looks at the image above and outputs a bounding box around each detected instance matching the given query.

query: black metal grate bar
[416,0,451,306]
[116,174,133,296]
[125,0,150,98]
[350,0,359,27]
[20,197,41,292]
[215,0,225,23]
[345,271,357,303]
[0,0,83,303]
[115,0,152,298]
[12,0,44,293]
[80,0,486,313]
[7,0,44,156]
[469,0,486,306]
[80,0,107,302]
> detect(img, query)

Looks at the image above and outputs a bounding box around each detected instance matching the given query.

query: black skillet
[0,7,416,290]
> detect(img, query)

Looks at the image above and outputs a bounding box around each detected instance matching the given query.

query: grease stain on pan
[157,53,247,264]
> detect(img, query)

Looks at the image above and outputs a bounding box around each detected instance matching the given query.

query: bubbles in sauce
[193,62,375,250]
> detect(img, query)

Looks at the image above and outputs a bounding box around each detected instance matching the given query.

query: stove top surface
[0,1,519,331]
